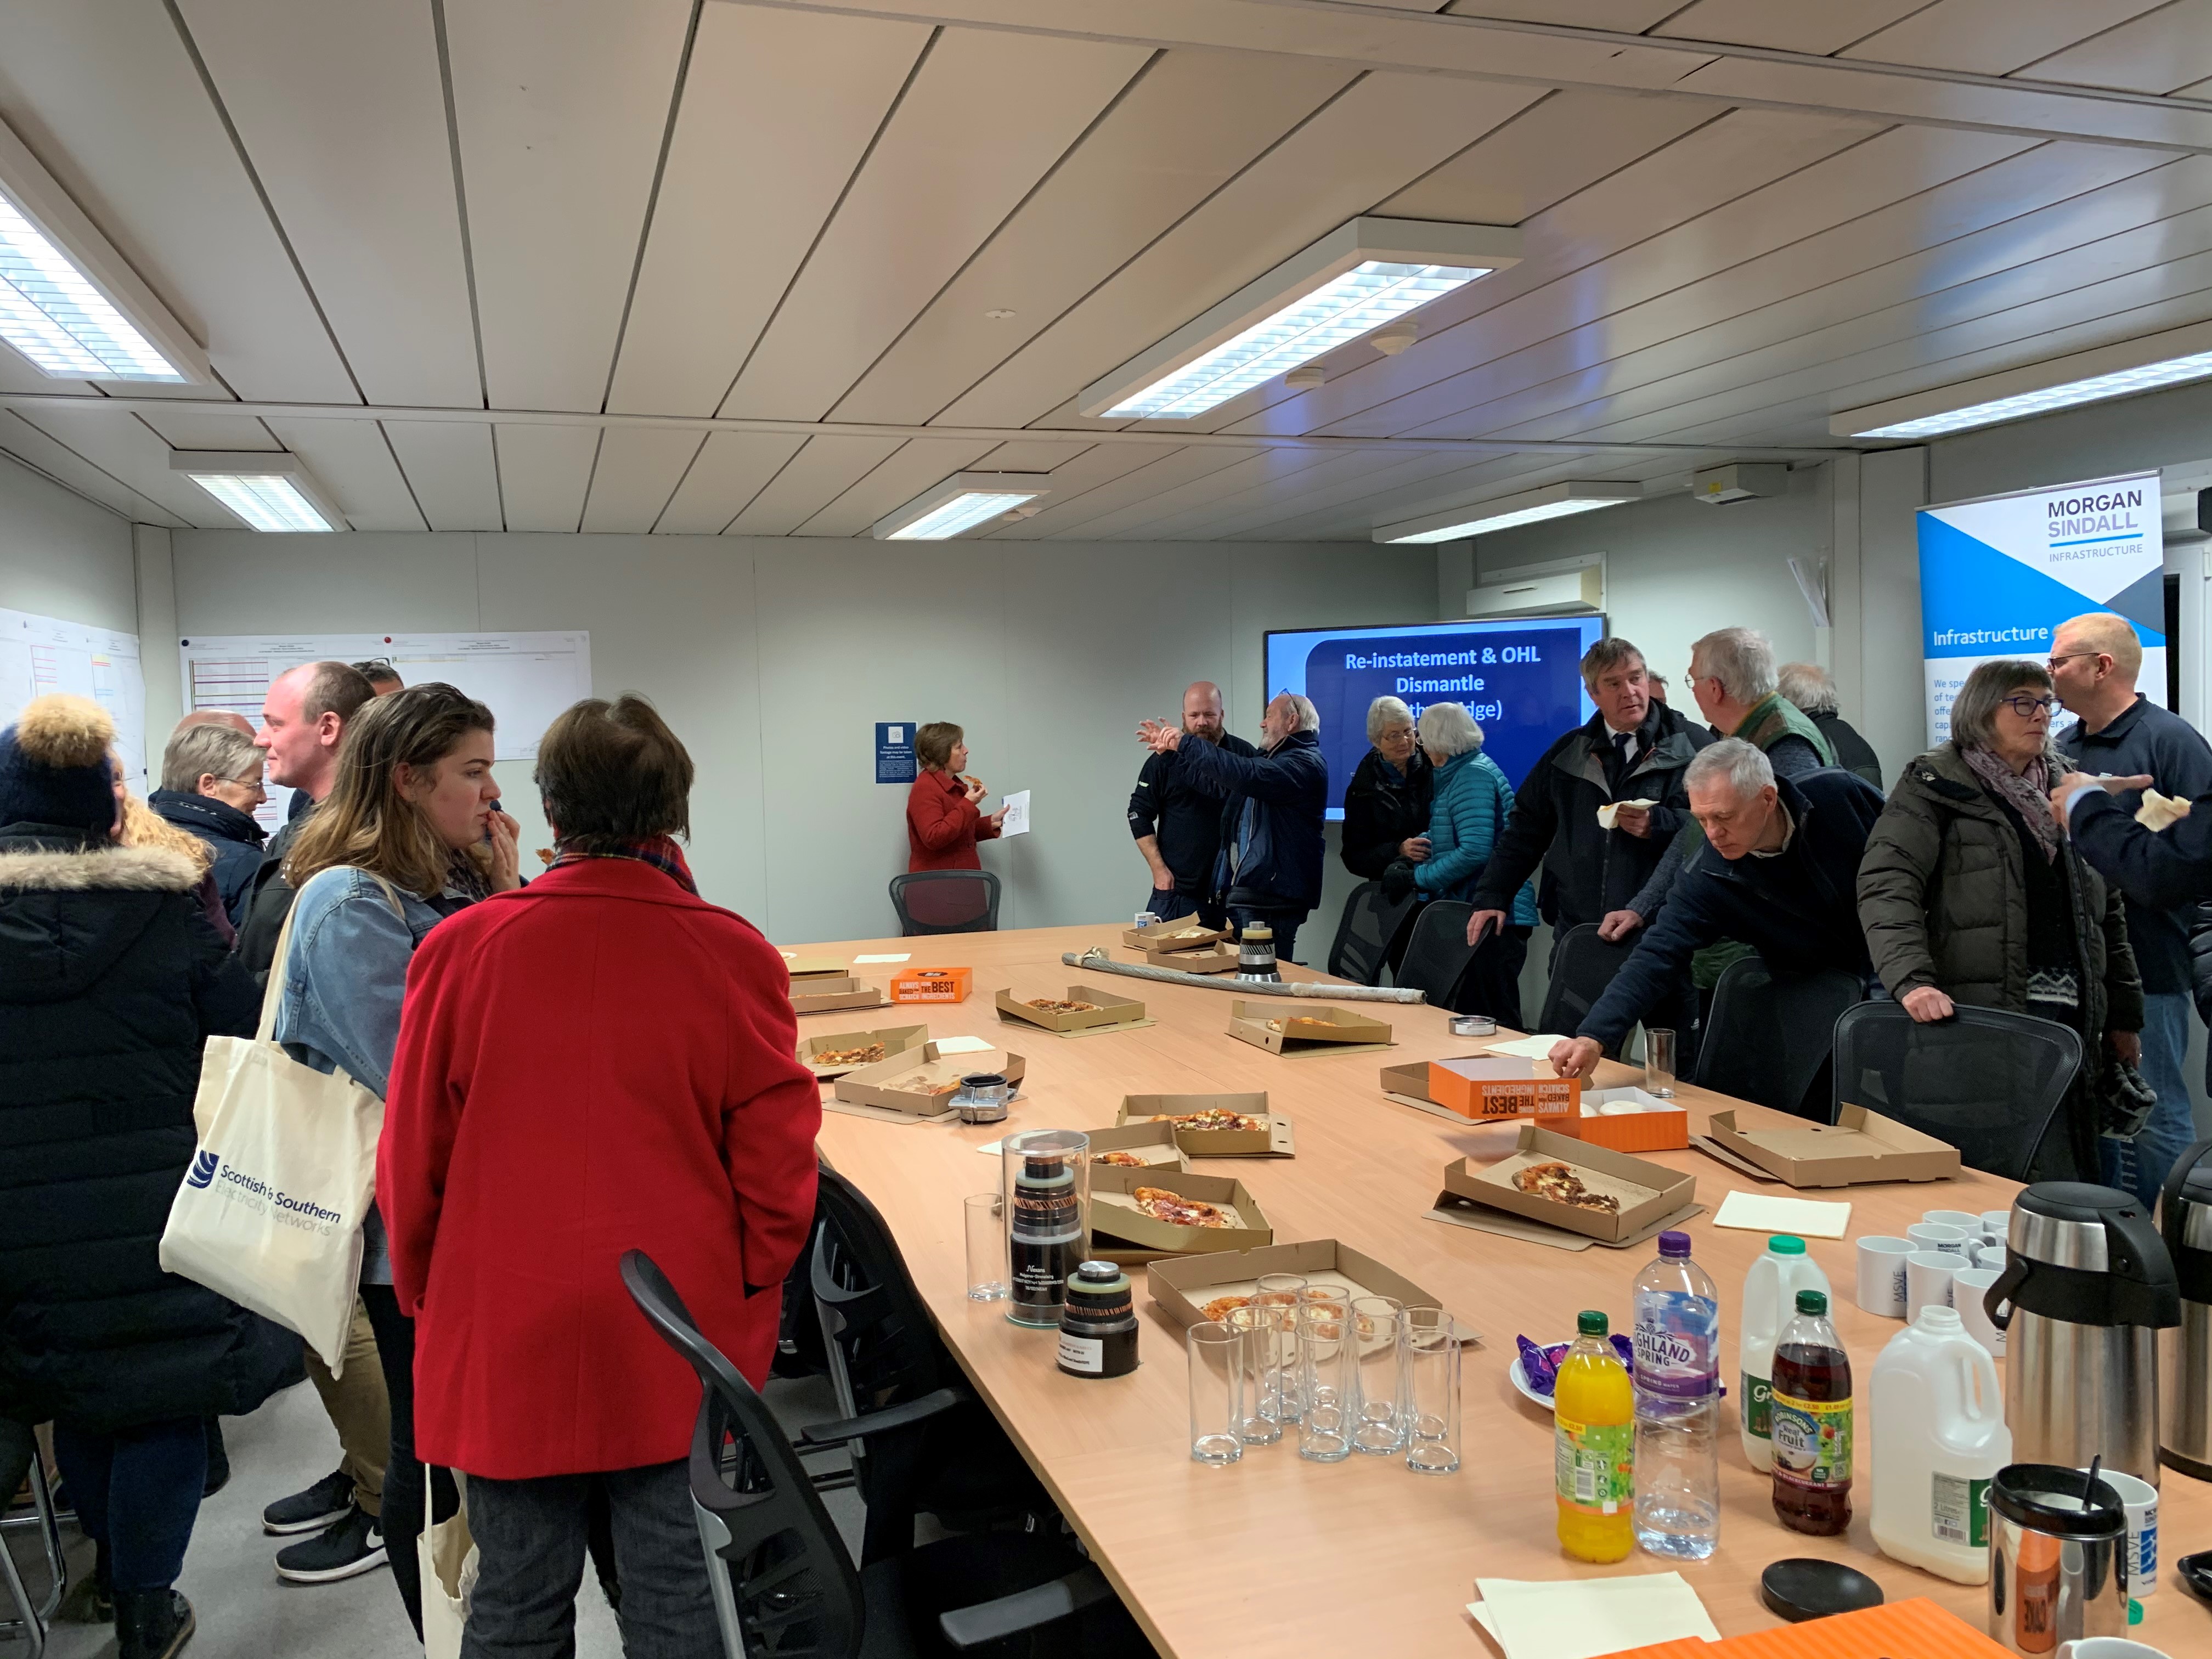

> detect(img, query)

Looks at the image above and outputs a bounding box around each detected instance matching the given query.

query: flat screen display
[1264,615,1604,819]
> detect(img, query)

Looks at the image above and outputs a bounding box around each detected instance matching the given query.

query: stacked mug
[1854,1208,2010,1357]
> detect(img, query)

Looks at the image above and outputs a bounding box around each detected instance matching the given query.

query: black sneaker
[115,1587,194,1659]
[262,1468,353,1536]
[273,1505,386,1584]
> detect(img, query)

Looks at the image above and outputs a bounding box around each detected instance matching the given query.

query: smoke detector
[1002,503,1043,520]
[1371,320,1418,357]
[1284,363,1326,390]
[1690,462,1787,505]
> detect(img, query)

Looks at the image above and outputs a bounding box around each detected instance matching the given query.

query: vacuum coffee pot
[2157,1138,2212,1480]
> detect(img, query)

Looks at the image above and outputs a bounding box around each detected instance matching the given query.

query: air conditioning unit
[1465,565,1604,618]
[1691,462,1787,505]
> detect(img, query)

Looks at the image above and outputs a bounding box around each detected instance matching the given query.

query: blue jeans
[2101,992,2203,1207]
[1137,888,1198,925]
[49,1415,206,1592]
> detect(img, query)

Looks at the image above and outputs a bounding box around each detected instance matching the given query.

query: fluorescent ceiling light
[1372,481,1641,544]
[872,473,1051,540]
[1081,218,1520,422]
[170,450,338,532]
[0,118,210,383]
[1832,320,2212,440]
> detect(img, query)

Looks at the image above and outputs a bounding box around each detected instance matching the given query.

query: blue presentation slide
[1265,616,1602,818]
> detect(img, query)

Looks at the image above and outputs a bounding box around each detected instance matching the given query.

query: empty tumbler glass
[1348,1296,1408,1456]
[1403,1306,1462,1475]
[1187,1323,1243,1466]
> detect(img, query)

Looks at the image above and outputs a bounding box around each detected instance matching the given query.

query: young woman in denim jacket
[271,682,520,1635]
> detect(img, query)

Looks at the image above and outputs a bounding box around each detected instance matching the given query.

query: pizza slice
[1133,1186,1234,1229]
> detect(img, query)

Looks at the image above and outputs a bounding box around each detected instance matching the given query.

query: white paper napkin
[1713,1188,1852,1238]
[934,1035,995,1054]
[854,952,911,963]
[1482,1034,1570,1060]
[1595,798,1656,831]
[1470,1572,1719,1659]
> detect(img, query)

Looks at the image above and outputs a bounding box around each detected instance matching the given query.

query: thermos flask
[2157,1138,2212,1479]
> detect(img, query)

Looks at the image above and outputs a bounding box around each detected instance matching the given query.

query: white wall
[0,450,137,632]
[169,532,1435,950]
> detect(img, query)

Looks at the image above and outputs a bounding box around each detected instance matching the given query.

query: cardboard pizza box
[994,983,1146,1033]
[1226,999,1392,1054]
[1147,1239,1479,1344]
[1120,918,1227,953]
[785,958,851,983]
[1086,1165,1272,1256]
[1442,1124,1696,1245]
[797,1023,929,1079]
[1077,1119,1190,1175]
[1425,1056,1579,1125]
[1132,940,1241,973]
[1116,1093,1290,1158]
[789,975,888,1015]
[889,966,973,1004]
[832,1046,1024,1115]
[1561,1086,1691,1153]
[1705,1104,1960,1188]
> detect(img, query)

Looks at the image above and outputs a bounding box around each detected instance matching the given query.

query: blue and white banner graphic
[1916,470,2165,744]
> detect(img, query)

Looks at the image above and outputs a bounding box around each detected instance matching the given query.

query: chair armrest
[795,1386,967,1447]
[938,1565,1116,1650]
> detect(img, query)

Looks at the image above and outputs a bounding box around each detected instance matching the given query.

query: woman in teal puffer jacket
[1414,702,1537,1020]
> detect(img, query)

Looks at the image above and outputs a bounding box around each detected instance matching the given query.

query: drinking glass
[1250,1274,1308,1423]
[1644,1028,1677,1098]
[1187,1323,1244,1465]
[1403,1306,1462,1475]
[963,1194,1007,1301]
[1227,1305,1283,1447]
[1348,1296,1408,1456]
[1295,1303,1353,1463]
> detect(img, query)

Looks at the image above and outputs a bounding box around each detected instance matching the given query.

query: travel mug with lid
[1988,1463,2129,1655]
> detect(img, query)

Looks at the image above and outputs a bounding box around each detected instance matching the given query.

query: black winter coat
[149,788,267,929]
[0,824,298,1431]
[1172,730,1329,915]
[1340,747,1433,880]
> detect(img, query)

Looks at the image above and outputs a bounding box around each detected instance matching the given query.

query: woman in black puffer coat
[0,695,296,1659]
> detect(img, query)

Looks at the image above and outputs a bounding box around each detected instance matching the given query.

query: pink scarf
[1960,743,2058,863]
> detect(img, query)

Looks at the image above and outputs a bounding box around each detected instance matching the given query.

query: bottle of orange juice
[1555,1310,1634,1562]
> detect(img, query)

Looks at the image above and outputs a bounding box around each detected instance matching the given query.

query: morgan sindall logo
[187,1149,220,1189]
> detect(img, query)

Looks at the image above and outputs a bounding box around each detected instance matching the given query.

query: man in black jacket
[1466,636,1711,949]
[1137,692,1327,963]
[1549,743,1884,1113]
[1127,680,1255,926]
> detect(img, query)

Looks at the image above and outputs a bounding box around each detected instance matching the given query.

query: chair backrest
[1691,958,1865,1119]
[809,1166,951,1422]
[620,1250,864,1659]
[1829,1001,2084,1181]
[888,870,1000,935]
[1327,879,1414,986]
[1392,901,1475,1006]
[1534,924,1636,1046]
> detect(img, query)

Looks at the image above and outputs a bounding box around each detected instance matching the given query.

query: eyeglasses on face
[2045,652,2094,671]
[2000,695,2056,717]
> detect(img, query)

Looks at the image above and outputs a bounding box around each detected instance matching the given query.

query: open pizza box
[1563,1087,1691,1153]
[1117,1093,1290,1158]
[1426,1056,1579,1125]
[789,975,889,1015]
[994,983,1146,1034]
[1147,1239,1481,1345]
[832,1045,1025,1115]
[1087,1165,1271,1259]
[1705,1104,1960,1188]
[1079,1118,1190,1175]
[1131,939,1241,972]
[1120,917,1227,953]
[785,958,852,984]
[1443,1124,1696,1245]
[798,1023,929,1079]
[1226,999,1392,1055]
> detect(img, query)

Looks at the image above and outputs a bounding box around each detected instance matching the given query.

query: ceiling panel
[826,51,1357,425]
[493,424,597,532]
[1650,0,1932,55]
[1843,0,2169,74]
[580,427,704,532]
[653,431,810,533]
[136,412,281,451]
[724,436,906,535]
[998,445,1250,539]
[0,0,357,401]
[0,413,189,525]
[177,0,479,407]
[2016,1,2212,95]
[796,437,1001,536]
[606,5,930,417]
[14,403,233,525]
[720,29,1152,422]
[969,439,1098,472]
[383,420,503,530]
[444,0,692,411]
[974,439,1192,536]
[1441,1,1694,25]
[1133,448,1481,541]
[263,417,427,532]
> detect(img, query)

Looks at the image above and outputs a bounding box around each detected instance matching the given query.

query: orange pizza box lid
[889,965,973,1003]
[1425,1056,1579,1121]
[1602,1597,2013,1659]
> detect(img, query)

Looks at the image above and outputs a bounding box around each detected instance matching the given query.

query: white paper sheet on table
[934,1035,994,1055]
[1469,1572,1719,1659]
[1482,1034,1569,1060]
[1000,790,1030,836]
[1713,1189,1852,1238]
[853,953,911,963]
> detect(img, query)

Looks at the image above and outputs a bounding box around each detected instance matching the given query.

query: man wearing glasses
[2049,611,2212,1206]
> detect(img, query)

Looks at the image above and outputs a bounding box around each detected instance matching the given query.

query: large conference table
[800,923,2212,1657]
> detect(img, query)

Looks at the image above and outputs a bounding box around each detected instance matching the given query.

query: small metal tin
[1449,1014,1497,1037]
[1058,1260,1139,1379]
[954,1071,1010,1124]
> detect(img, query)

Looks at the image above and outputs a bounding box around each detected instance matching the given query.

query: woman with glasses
[1859,658,2143,1179]
[148,719,269,929]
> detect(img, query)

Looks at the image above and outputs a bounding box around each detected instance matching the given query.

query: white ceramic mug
[1854,1236,1914,1318]
[2058,1641,2171,1658]
[2077,1466,2159,1598]
[1922,1208,1981,1233]
[1953,1267,2004,1358]
[1907,1221,1971,1260]
[1981,1208,2012,1243]
[1906,1251,1957,1321]
[1975,1244,2007,1272]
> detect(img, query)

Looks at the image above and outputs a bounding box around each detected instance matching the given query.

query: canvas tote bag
[160,878,394,1372]
[421,1465,476,1659]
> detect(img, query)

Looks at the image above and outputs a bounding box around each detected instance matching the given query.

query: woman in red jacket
[905,720,1005,871]
[380,695,820,1655]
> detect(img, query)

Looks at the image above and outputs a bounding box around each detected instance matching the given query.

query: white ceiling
[2,0,2211,539]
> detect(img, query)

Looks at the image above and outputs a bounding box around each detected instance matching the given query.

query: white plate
[1508,1356,1556,1410]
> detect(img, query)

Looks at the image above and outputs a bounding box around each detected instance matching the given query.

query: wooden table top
[799,924,2211,1658]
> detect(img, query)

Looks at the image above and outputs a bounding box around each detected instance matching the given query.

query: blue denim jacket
[270,867,449,1285]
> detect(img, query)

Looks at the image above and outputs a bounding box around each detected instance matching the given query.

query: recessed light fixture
[1080,217,1520,421]
[872,472,1051,540]
[1832,320,2212,439]
[1372,481,1641,544]
[0,118,209,382]
[170,450,340,532]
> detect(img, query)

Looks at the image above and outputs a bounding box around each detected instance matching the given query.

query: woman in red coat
[380,695,820,1655]
[906,719,1005,871]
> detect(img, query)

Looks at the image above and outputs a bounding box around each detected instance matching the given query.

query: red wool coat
[905,770,1000,872]
[380,858,821,1480]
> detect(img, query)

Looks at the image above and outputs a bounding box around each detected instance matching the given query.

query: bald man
[2051,610,2212,1208]
[1128,680,1256,926]
[174,707,256,738]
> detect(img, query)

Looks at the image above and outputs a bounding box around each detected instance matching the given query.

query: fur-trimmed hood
[0,842,202,894]
[0,830,207,1005]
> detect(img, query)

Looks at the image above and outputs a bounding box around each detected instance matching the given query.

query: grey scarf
[1961,743,2058,863]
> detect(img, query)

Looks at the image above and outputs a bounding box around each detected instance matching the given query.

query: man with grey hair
[1548,739,1886,1110]
[1128,679,1256,926]
[1778,661,1883,786]
[1686,627,1832,777]
[1138,691,1327,962]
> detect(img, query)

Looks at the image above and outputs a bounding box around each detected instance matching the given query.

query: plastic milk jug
[1739,1235,1830,1473]
[1870,1306,2011,1584]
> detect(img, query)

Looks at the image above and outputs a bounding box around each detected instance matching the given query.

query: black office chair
[1829,1001,2083,1181]
[1,1419,63,1659]
[1327,879,1415,986]
[889,872,1001,936]
[1691,958,1865,1120]
[619,1251,1145,1659]
[1534,924,1637,1050]
[1392,901,1474,1007]
[809,1169,1050,1565]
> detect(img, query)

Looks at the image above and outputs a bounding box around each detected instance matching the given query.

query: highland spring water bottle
[1632,1229,1720,1560]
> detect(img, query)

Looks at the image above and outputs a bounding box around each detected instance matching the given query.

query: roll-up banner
[1916,470,2165,746]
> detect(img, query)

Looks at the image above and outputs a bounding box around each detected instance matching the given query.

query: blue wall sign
[876,722,918,785]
